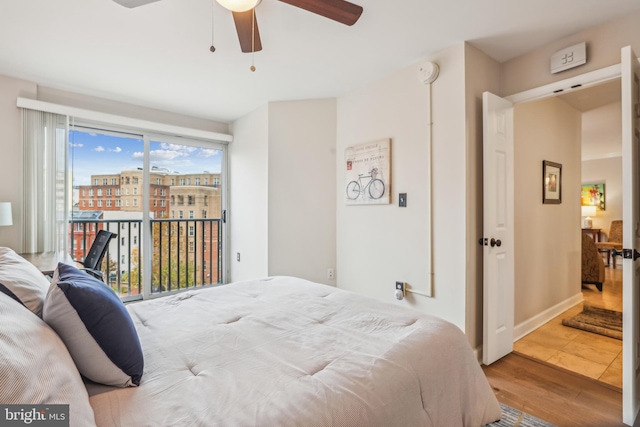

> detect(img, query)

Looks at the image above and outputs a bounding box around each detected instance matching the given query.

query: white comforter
[87,277,501,426]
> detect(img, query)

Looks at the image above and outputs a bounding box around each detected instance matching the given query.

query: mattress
[87,276,501,426]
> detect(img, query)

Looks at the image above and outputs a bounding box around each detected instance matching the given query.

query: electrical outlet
[236,252,240,262]
[395,281,405,300]
[399,193,407,207]
[327,268,335,280]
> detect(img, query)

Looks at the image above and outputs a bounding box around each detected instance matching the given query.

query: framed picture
[345,139,391,205]
[542,160,562,204]
[581,183,606,211]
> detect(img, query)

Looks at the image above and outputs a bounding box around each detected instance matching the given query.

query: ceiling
[1,0,640,123]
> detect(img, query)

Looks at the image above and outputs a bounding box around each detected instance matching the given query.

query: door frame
[495,57,639,424]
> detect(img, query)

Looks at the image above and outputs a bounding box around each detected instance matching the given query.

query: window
[89,200,93,207]
[89,189,94,196]
[204,178,208,185]
[82,200,86,207]
[93,178,98,185]
[97,200,102,207]
[69,125,226,302]
[214,177,219,188]
[82,189,86,196]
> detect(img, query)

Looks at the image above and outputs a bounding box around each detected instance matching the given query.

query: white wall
[501,9,640,96]
[268,99,337,285]
[230,99,337,285]
[513,97,582,325]
[582,156,623,236]
[229,105,269,281]
[336,44,469,331]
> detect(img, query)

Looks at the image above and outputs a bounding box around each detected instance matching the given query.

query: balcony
[69,218,222,301]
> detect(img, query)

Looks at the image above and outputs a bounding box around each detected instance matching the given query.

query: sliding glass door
[69,124,227,301]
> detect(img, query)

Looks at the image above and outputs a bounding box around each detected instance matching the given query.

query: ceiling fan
[112,0,363,53]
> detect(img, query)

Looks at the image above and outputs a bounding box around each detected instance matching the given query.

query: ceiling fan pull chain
[210,0,216,52]
[250,7,256,72]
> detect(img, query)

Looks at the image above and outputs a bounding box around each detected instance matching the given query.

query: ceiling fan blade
[232,10,263,53]
[278,0,362,26]
[112,0,162,8]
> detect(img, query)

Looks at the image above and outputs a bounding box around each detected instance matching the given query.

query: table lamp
[0,202,12,227]
[581,205,596,229]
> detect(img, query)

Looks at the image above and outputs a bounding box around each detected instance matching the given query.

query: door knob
[490,238,502,247]
[612,248,640,261]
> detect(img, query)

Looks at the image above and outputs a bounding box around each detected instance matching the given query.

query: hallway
[514,266,622,389]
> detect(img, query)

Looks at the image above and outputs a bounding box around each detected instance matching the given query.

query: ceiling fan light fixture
[216,0,260,12]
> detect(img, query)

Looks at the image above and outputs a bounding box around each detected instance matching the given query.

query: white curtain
[22,109,68,253]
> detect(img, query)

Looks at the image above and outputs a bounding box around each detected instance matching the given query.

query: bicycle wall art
[345,138,391,205]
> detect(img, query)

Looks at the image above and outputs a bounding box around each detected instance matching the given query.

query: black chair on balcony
[76,230,117,282]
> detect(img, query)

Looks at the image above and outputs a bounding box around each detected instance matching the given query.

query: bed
[0,248,501,426]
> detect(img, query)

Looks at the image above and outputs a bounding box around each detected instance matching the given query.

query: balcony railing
[69,218,222,301]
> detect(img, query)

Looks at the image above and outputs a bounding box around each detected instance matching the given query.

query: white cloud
[132,152,143,159]
[198,149,219,158]
[69,143,84,147]
[110,147,122,153]
[94,146,105,152]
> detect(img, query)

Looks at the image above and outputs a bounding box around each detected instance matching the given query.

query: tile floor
[514,266,622,389]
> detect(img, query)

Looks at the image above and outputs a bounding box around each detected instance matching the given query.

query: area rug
[486,403,557,427]
[561,305,622,340]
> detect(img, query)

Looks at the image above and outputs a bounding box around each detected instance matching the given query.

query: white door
[482,92,515,365]
[621,45,640,427]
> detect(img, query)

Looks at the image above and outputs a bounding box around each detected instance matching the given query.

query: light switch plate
[399,193,407,207]
[550,42,586,74]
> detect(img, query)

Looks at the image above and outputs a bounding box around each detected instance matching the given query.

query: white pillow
[0,291,96,426]
[0,247,50,317]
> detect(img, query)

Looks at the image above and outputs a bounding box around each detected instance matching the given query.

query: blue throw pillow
[43,263,144,387]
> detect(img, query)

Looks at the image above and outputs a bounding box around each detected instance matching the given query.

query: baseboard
[512,292,583,342]
[472,292,583,364]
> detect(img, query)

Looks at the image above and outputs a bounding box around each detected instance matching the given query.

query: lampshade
[216,0,261,12]
[581,205,597,217]
[0,202,12,226]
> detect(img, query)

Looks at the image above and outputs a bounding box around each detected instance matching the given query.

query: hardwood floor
[483,353,624,427]
[514,266,622,389]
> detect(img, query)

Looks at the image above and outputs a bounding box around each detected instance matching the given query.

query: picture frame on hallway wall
[581,183,606,211]
[542,160,562,204]
[344,139,391,205]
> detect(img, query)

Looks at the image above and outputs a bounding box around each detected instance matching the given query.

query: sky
[69,129,223,186]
